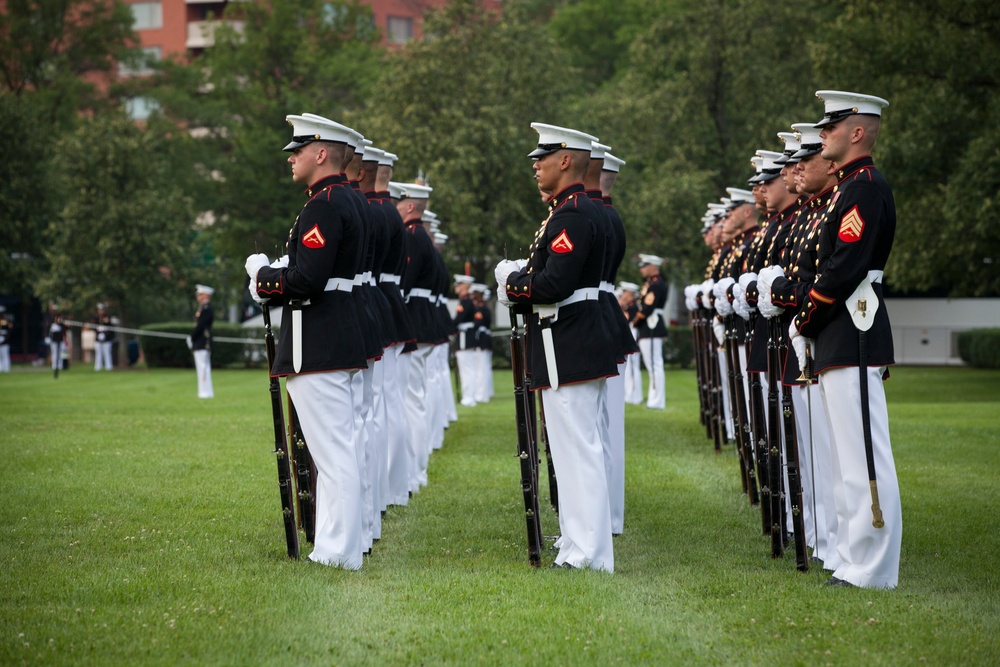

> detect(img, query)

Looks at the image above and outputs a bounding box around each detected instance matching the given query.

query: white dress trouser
[406,344,435,489]
[439,343,458,424]
[0,345,10,372]
[456,349,478,406]
[352,364,377,549]
[286,370,363,569]
[607,366,626,534]
[638,337,665,409]
[94,341,113,370]
[792,382,841,571]
[384,345,411,505]
[624,348,643,404]
[544,379,614,572]
[820,365,901,588]
[193,349,213,398]
[716,349,733,439]
[475,348,493,402]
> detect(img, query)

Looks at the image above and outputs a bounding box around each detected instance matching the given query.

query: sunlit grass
[1,364,998,665]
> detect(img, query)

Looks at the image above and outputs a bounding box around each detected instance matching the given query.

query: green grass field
[2,364,998,666]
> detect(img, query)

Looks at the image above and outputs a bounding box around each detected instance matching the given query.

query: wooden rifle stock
[508,307,543,566]
[262,304,300,560]
[778,328,809,572]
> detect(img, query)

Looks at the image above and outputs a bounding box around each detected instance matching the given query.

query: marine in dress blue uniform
[789,91,901,589]
[245,113,369,569]
[496,122,618,572]
[635,254,668,410]
[190,286,214,398]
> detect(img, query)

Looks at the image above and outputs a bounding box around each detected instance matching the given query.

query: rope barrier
[63,320,264,345]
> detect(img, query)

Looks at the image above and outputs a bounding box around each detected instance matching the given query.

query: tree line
[2,0,998,334]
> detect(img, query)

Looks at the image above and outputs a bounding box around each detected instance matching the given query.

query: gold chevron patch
[838,205,865,243]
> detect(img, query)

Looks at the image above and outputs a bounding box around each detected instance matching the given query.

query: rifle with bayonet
[509,307,543,566]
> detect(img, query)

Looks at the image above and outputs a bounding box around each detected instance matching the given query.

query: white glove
[732,282,751,320]
[269,255,289,269]
[513,258,527,271]
[713,278,735,316]
[683,285,697,311]
[738,272,758,291]
[788,321,812,372]
[245,252,270,281]
[44,337,51,346]
[700,279,715,309]
[494,259,521,298]
[712,318,725,345]
[185,335,193,350]
[756,265,784,318]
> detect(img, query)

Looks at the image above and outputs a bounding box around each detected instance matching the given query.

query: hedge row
[956,328,1000,369]
[140,322,266,369]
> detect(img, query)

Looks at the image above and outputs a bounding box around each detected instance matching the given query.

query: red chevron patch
[302,224,326,249]
[550,230,574,254]
[838,206,865,243]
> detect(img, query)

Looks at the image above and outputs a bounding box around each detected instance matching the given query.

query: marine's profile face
[287,144,319,184]
[819,120,849,163]
[798,152,834,195]
[532,151,561,194]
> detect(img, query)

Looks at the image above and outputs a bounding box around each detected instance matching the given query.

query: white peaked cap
[750,150,783,183]
[283,114,354,151]
[363,146,385,163]
[195,284,214,295]
[424,210,438,221]
[814,90,889,127]
[377,150,397,167]
[470,283,487,293]
[726,187,755,204]
[528,122,599,157]
[603,153,626,173]
[791,122,823,158]
[454,274,475,284]
[398,182,433,199]
[300,113,362,148]
[433,232,448,245]
[638,253,663,267]
[619,281,640,293]
[775,131,801,165]
[355,138,372,157]
[590,141,611,160]
[387,181,407,199]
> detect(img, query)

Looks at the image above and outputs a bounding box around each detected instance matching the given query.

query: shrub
[140,322,265,369]
[957,328,1000,369]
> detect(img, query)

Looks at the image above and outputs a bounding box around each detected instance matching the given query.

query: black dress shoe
[550,562,574,569]
[825,576,855,588]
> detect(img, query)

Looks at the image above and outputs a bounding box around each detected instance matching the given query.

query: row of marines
[244,113,463,569]
[685,90,902,589]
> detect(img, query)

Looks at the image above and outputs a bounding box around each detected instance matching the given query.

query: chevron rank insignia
[550,230,574,254]
[302,224,326,249]
[838,205,865,243]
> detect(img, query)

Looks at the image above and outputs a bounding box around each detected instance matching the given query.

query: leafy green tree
[361,0,577,281]
[559,0,840,285]
[0,0,137,128]
[812,0,1000,296]
[144,0,382,292]
[37,112,196,335]
[0,94,56,296]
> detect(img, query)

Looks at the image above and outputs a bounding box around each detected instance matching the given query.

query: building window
[131,2,163,31]
[118,46,161,77]
[386,15,413,44]
[124,96,160,121]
